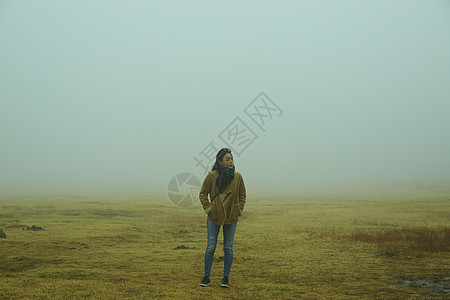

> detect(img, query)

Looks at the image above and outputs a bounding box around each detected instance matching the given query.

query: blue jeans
[204,219,237,277]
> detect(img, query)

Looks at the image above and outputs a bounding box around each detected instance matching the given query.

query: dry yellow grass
[0,192,449,299]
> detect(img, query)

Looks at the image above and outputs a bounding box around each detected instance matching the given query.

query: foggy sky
[1,0,449,197]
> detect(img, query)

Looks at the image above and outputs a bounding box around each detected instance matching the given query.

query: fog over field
[1,0,449,197]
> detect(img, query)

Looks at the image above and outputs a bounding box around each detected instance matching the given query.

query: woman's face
[219,153,234,169]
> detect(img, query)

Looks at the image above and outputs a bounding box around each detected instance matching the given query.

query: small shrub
[351,227,450,255]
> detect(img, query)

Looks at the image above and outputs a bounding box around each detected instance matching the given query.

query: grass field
[1,190,449,299]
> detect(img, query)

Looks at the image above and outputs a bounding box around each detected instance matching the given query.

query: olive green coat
[199,170,246,225]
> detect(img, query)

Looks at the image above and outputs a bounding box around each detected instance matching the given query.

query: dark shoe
[221,276,230,288]
[199,276,210,287]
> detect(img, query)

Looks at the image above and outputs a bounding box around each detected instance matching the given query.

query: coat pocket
[230,204,241,221]
[208,202,218,221]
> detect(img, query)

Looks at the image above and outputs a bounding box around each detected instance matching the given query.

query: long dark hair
[211,148,232,171]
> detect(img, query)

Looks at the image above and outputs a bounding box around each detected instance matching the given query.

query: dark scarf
[216,165,235,192]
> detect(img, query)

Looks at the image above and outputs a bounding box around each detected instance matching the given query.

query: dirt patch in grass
[172,245,197,250]
[0,256,64,273]
[402,277,450,294]
[91,210,136,218]
[25,225,45,231]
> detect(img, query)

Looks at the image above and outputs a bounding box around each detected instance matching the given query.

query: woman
[199,148,246,288]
